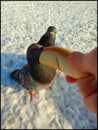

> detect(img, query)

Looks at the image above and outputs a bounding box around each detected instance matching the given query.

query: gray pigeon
[38,26,57,47]
[10,26,57,100]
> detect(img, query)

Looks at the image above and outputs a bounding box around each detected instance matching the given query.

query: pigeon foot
[29,91,37,101]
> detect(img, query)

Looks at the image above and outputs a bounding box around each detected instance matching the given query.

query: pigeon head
[38,26,57,47]
[47,26,57,34]
[27,44,44,67]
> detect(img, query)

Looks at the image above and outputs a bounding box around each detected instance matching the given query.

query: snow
[1,1,97,129]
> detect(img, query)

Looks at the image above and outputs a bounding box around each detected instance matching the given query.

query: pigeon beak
[50,31,55,35]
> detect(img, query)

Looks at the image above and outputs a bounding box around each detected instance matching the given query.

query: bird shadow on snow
[1,52,27,92]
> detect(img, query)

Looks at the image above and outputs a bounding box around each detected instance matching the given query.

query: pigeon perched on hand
[10,26,57,100]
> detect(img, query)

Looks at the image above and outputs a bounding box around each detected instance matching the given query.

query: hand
[66,47,97,115]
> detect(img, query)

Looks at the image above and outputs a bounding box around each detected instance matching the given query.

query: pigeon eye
[29,47,34,51]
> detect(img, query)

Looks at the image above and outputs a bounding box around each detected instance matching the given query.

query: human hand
[66,47,97,115]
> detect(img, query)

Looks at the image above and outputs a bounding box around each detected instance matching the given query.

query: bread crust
[39,46,88,79]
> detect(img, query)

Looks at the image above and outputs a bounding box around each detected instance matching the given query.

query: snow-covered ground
[1,1,97,129]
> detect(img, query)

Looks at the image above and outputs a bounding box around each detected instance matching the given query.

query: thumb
[68,48,97,77]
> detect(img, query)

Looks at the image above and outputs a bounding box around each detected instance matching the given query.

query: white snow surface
[1,1,97,129]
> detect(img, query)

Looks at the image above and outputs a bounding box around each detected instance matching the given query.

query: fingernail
[68,52,80,61]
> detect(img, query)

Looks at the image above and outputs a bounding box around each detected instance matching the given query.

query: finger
[83,93,97,114]
[66,75,77,83]
[68,47,97,77]
[77,75,97,97]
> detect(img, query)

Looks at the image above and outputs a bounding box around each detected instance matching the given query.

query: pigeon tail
[10,69,20,81]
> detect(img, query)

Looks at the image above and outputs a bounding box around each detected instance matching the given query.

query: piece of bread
[39,46,88,79]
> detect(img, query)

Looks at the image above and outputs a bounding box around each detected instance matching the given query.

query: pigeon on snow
[10,26,57,100]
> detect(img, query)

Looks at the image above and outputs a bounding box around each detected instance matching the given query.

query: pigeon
[38,26,57,47]
[10,26,57,100]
